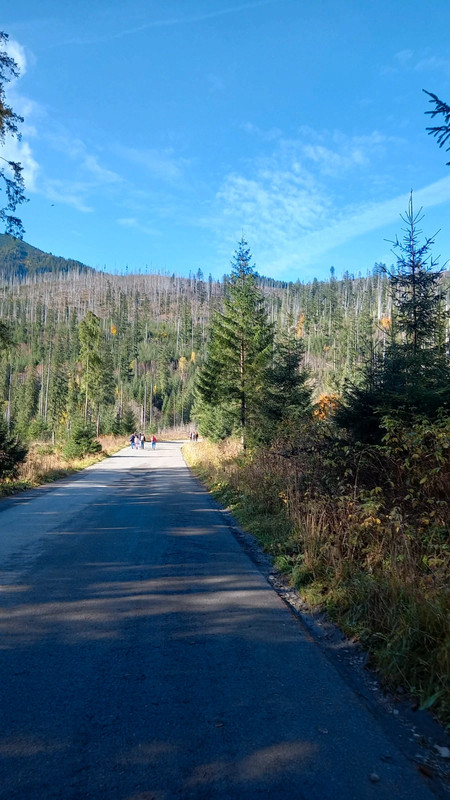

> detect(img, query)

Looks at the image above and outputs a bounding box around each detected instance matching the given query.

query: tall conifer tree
[196,239,273,448]
[336,196,450,442]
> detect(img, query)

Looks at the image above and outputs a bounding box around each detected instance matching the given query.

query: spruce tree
[78,311,102,422]
[264,321,311,434]
[387,195,444,353]
[0,411,27,479]
[48,336,69,437]
[424,90,450,165]
[196,239,273,448]
[336,195,450,442]
[0,32,26,237]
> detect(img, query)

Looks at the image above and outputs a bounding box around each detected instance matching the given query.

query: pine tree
[0,319,11,349]
[90,334,115,434]
[0,411,27,478]
[48,335,69,437]
[0,32,26,237]
[336,196,450,442]
[196,239,273,448]
[264,321,312,433]
[14,362,39,437]
[78,311,102,422]
[121,405,137,434]
[392,203,443,335]
[424,90,450,165]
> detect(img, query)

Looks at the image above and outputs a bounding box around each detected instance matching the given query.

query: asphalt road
[0,441,441,799]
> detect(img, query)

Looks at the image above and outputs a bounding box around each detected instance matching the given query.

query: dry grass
[157,426,201,442]
[183,438,242,487]
[0,435,128,496]
[185,433,450,726]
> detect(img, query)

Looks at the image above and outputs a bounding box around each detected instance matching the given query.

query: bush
[121,406,137,435]
[63,419,102,460]
[187,416,450,722]
[0,415,28,479]
[27,417,52,442]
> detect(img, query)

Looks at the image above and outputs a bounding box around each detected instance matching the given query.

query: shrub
[63,419,101,460]
[0,415,27,479]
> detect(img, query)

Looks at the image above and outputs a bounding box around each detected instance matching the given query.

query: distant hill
[0,234,95,280]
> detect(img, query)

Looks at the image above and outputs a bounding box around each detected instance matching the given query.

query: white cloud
[386,49,450,78]
[210,128,450,276]
[45,133,122,184]
[394,49,413,68]
[414,56,450,77]
[259,178,450,274]
[413,175,450,211]
[3,37,27,77]
[41,179,94,213]
[115,145,188,182]
[3,139,39,191]
[241,121,282,141]
[213,130,389,240]
[82,154,121,184]
[63,1,282,45]
[1,37,43,195]
[117,216,158,236]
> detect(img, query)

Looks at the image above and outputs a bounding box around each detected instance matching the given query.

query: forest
[0,205,449,723]
[0,24,449,755]
[0,230,416,447]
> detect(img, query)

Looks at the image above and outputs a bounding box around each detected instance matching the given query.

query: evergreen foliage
[121,406,137,434]
[196,239,273,448]
[264,320,312,432]
[0,233,93,279]
[0,224,448,450]
[336,196,450,442]
[63,418,102,460]
[424,90,450,165]
[0,33,26,238]
[0,411,27,478]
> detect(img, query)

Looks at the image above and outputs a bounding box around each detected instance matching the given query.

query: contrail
[63,0,285,46]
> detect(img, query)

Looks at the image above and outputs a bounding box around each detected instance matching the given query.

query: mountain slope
[0,234,94,280]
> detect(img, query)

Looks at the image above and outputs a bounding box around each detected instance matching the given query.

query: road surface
[0,441,443,799]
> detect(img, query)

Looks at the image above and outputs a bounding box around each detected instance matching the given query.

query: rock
[369,773,380,782]
[434,745,450,759]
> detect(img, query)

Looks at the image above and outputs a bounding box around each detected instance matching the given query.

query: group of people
[130,432,157,450]
[189,431,199,441]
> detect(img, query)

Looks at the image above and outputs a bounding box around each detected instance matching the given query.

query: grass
[0,434,128,497]
[183,437,450,728]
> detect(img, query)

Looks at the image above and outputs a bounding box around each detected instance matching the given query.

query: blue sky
[3,0,450,281]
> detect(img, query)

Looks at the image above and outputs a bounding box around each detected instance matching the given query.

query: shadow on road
[0,465,437,799]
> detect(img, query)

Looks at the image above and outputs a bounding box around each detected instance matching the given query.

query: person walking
[130,433,135,450]
[151,435,157,450]
[140,433,145,449]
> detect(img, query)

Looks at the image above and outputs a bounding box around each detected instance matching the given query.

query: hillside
[0,232,448,436]
[0,234,94,280]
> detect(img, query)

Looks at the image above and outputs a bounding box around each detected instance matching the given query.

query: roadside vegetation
[1,40,449,724]
[0,433,128,496]
[184,414,449,726]
[186,209,450,727]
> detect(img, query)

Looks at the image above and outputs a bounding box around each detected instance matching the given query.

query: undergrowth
[0,434,128,496]
[183,420,450,728]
